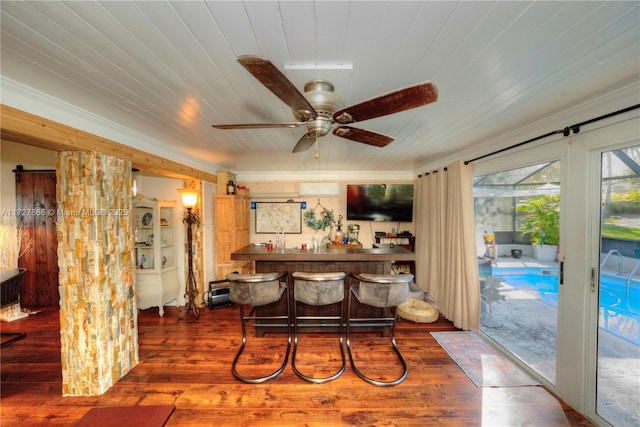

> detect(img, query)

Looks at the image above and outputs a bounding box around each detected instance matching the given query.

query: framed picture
[255,202,302,234]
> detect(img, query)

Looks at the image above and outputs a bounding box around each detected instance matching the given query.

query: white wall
[201,181,216,292]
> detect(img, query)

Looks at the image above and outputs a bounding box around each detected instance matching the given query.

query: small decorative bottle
[227,180,236,195]
[335,226,342,244]
[334,214,344,244]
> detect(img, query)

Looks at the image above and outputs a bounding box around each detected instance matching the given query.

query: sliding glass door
[471,114,639,422]
[591,145,640,426]
[474,160,561,384]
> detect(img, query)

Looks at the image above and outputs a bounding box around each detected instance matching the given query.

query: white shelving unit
[134,197,180,316]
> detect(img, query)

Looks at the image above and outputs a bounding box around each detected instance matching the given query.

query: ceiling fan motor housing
[293,79,342,119]
[292,79,343,136]
[305,116,333,136]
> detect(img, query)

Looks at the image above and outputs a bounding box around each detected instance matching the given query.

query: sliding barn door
[15,168,59,307]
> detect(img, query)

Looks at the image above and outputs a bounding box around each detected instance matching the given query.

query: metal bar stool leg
[291,271,346,384]
[228,272,291,384]
[346,273,412,386]
[1,332,27,347]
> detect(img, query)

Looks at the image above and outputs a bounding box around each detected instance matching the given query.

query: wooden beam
[1,104,217,182]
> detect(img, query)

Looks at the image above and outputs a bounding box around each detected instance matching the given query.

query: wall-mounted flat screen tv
[346,184,414,222]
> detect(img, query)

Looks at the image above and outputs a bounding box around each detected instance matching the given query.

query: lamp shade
[178,188,199,209]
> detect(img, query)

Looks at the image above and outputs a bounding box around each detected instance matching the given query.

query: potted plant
[516,194,560,261]
[304,208,334,250]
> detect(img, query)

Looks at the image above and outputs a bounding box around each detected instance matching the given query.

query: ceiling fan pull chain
[314,133,319,159]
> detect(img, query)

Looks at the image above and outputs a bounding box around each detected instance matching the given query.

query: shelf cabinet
[214,195,252,278]
[134,198,180,316]
[374,235,415,274]
[374,235,415,252]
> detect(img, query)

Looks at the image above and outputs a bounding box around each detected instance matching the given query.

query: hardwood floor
[1,305,594,426]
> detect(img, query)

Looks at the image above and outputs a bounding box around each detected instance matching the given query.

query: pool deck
[481,254,639,426]
[490,255,558,270]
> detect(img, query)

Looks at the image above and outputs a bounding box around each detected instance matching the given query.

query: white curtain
[415,160,480,331]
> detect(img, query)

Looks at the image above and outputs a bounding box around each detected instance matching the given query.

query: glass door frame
[584,135,640,426]
[471,111,638,423]
[472,138,569,395]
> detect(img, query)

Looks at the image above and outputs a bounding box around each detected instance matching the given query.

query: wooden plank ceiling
[1,1,638,175]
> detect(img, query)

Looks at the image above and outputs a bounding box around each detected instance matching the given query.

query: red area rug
[431,331,540,387]
[74,405,175,427]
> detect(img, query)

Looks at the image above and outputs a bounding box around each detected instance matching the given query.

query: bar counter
[231,244,415,269]
[231,244,415,335]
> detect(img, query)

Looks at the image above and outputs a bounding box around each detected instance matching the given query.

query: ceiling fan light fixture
[304,79,334,93]
[299,79,343,117]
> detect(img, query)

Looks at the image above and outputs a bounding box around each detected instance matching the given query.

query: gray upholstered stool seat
[228,272,287,306]
[347,273,412,386]
[226,271,291,384]
[292,271,347,383]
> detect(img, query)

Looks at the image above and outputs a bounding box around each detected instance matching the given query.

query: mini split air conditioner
[299,182,339,197]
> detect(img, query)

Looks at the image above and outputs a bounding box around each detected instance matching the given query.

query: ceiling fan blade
[292,133,317,153]
[333,81,438,124]
[238,55,317,120]
[212,122,302,130]
[333,126,394,148]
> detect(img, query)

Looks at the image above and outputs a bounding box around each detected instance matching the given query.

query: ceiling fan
[212,55,438,153]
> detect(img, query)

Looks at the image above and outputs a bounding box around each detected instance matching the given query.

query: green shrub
[516,195,560,246]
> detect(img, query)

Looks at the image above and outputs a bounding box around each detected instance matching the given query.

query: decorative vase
[312,233,326,251]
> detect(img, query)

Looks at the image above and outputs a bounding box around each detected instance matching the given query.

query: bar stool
[226,271,291,384]
[346,273,412,386]
[291,271,347,383]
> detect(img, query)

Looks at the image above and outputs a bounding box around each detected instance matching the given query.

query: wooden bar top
[231,244,415,262]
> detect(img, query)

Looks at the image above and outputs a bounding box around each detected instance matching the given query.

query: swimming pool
[492,267,560,307]
[491,266,640,345]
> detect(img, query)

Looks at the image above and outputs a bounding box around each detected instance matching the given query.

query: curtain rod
[464,104,640,165]
[420,167,447,177]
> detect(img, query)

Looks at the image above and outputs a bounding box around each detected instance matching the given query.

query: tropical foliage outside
[602,191,640,240]
[516,195,560,246]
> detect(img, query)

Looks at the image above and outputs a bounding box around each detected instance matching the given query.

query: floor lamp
[179,188,200,318]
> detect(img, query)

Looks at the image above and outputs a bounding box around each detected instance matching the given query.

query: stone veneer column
[56,151,138,396]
